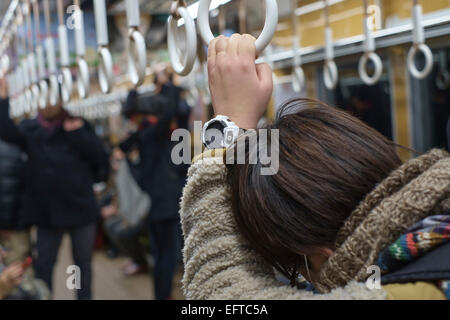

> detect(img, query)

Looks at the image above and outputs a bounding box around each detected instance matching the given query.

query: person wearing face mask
[0,76,109,300]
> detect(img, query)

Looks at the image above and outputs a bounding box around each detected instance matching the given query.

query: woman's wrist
[214,112,258,130]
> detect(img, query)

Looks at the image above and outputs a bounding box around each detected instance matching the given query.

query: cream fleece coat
[180,151,391,300]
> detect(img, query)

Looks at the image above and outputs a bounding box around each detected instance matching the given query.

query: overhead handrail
[31,0,48,109]
[73,0,89,99]
[358,0,383,86]
[57,0,73,103]
[43,0,59,107]
[407,0,433,80]
[167,0,197,76]
[323,0,338,90]
[126,0,146,87]
[197,0,278,57]
[291,0,305,93]
[25,0,41,112]
[93,0,113,93]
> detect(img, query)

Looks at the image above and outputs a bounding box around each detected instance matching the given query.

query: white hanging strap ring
[45,37,60,106]
[32,0,47,109]
[359,51,383,86]
[98,47,113,94]
[58,24,73,102]
[37,44,49,109]
[24,0,39,111]
[43,0,59,106]
[126,0,146,87]
[21,57,32,113]
[73,6,90,99]
[407,4,433,80]
[58,0,72,102]
[291,0,305,93]
[77,58,89,100]
[197,0,278,56]
[292,65,305,94]
[94,0,113,93]
[359,4,383,86]
[323,26,339,90]
[292,39,305,93]
[168,1,197,76]
[61,67,73,104]
[324,60,338,91]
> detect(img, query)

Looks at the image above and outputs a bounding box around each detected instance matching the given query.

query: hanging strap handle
[291,0,305,93]
[198,0,278,56]
[167,0,197,76]
[407,0,433,79]
[126,0,146,87]
[358,0,383,86]
[323,0,338,90]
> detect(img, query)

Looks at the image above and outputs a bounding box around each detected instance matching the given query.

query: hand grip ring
[197,0,278,56]
[407,4,433,80]
[167,5,197,76]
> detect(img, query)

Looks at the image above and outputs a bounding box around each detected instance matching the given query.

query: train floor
[52,235,185,300]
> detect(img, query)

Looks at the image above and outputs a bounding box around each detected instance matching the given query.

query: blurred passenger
[0,244,24,300]
[0,241,49,300]
[100,147,151,276]
[0,77,109,300]
[120,67,189,300]
[346,87,392,139]
[0,136,29,265]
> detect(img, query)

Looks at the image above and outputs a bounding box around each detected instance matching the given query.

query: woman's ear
[321,247,333,258]
[307,247,334,276]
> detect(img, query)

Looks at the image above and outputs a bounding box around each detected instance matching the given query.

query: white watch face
[204,120,226,149]
[225,130,235,146]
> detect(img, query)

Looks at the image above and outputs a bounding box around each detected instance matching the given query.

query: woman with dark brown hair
[180,35,450,299]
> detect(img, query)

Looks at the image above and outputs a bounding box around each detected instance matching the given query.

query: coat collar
[314,149,450,293]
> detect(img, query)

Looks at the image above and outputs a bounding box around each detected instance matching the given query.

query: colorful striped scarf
[377,214,450,299]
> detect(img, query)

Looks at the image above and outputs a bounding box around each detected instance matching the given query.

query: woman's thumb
[256,63,273,91]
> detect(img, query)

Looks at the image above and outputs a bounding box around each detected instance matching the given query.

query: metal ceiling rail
[258,13,450,68]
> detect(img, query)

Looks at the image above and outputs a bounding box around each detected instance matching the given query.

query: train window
[409,47,450,153]
[317,59,394,141]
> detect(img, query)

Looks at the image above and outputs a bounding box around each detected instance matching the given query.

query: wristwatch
[202,115,241,149]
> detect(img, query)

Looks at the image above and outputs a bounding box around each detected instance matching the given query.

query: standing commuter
[121,68,188,299]
[0,77,109,300]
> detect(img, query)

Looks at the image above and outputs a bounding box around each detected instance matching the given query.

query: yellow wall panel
[274,0,450,49]
[382,0,450,21]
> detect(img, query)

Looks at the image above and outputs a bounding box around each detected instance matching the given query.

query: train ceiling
[0,0,290,36]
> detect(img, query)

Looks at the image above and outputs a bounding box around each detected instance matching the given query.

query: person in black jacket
[0,139,24,230]
[0,77,109,300]
[120,68,189,299]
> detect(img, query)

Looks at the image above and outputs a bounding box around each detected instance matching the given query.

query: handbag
[114,159,151,228]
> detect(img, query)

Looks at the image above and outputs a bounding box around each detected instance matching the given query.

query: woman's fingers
[239,34,257,59]
[228,34,240,57]
[215,36,229,56]
[208,36,219,71]
[256,63,274,92]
